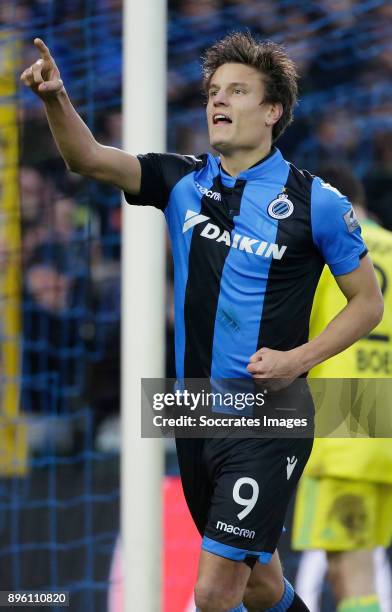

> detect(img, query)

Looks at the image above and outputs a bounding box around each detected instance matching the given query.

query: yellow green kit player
[292,165,392,612]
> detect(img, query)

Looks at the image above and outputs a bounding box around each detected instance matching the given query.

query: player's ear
[265,102,283,127]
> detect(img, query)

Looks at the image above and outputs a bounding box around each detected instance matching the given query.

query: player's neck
[219,142,273,177]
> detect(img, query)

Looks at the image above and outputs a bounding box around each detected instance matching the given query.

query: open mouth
[213,114,232,125]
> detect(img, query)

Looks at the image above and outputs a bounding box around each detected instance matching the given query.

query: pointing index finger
[34,38,51,60]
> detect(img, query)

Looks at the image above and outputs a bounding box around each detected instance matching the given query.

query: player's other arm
[247,256,383,379]
[293,254,383,372]
[247,178,384,380]
[20,38,141,195]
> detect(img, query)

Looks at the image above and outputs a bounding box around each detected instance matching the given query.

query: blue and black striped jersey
[125,147,367,379]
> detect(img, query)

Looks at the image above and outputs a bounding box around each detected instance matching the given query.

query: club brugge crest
[267,193,294,220]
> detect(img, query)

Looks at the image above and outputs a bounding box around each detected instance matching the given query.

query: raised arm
[20,38,141,195]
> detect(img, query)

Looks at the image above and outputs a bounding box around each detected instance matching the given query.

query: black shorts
[175,436,313,564]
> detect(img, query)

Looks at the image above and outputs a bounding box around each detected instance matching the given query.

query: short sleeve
[124,152,205,211]
[311,176,368,276]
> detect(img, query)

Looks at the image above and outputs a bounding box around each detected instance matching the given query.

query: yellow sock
[337,595,380,612]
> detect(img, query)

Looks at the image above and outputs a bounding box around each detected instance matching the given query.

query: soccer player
[292,165,392,612]
[21,32,384,612]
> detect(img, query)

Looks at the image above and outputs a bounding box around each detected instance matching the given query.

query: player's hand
[246,347,301,389]
[20,38,64,99]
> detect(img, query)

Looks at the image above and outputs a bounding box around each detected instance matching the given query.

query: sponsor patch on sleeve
[343,207,360,233]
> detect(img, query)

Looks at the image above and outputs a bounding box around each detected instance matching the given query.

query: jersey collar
[211,147,285,187]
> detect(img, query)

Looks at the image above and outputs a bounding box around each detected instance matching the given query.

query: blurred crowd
[1,0,390,451]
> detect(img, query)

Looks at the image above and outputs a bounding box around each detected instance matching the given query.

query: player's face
[206,63,276,154]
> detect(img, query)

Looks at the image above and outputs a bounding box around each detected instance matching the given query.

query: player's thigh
[175,437,212,535]
[327,550,376,598]
[202,437,313,560]
[293,476,392,552]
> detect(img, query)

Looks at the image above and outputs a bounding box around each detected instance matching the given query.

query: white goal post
[121,0,166,609]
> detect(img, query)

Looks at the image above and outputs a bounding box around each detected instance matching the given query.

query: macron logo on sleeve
[182,210,287,260]
[194,180,222,202]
